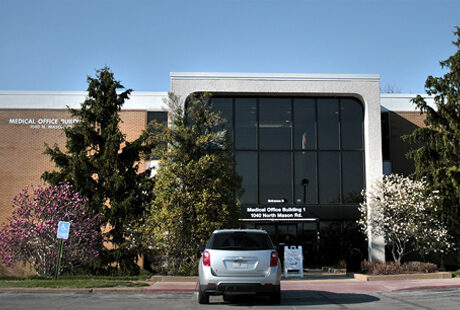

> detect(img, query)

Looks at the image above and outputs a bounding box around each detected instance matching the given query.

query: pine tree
[405,27,460,267]
[42,67,154,273]
[142,93,242,275]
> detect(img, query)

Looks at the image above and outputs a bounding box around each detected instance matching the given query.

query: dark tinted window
[294,98,316,150]
[212,97,233,136]
[208,231,273,250]
[381,112,390,160]
[318,99,339,149]
[147,112,168,160]
[235,98,257,149]
[341,98,363,149]
[319,152,340,204]
[294,151,317,204]
[342,151,364,203]
[196,95,366,213]
[147,111,168,126]
[259,98,291,149]
[235,151,258,204]
[259,152,292,204]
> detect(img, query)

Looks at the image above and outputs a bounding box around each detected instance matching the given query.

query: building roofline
[380,93,435,112]
[0,91,168,110]
[170,72,380,81]
[0,90,168,96]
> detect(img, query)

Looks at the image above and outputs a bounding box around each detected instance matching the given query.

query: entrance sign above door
[241,206,308,220]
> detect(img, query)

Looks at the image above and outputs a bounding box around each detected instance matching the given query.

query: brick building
[0,91,167,228]
[0,73,434,274]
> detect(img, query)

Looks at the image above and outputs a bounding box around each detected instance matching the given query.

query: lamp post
[301,178,309,204]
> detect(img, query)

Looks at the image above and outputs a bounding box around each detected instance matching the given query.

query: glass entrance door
[247,222,320,268]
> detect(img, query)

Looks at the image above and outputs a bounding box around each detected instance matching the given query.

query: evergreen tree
[142,93,242,275]
[42,67,154,273]
[405,27,460,267]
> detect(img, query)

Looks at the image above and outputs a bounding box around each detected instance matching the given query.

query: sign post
[55,221,70,280]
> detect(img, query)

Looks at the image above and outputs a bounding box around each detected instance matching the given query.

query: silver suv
[198,229,281,304]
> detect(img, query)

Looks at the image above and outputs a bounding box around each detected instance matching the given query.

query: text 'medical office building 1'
[0,72,432,272]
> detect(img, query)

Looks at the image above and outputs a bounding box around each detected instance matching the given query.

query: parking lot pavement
[143,278,460,294]
[2,289,460,309]
[280,278,460,293]
[144,281,198,292]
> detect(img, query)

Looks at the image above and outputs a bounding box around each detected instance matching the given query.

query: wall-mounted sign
[8,118,80,130]
[267,199,287,203]
[241,206,308,220]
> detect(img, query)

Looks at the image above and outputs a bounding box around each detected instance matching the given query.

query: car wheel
[198,288,209,304]
[270,289,281,304]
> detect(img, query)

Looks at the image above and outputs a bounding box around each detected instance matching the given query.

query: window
[319,152,340,204]
[211,98,233,136]
[208,231,273,250]
[341,98,363,149]
[294,98,316,150]
[259,152,292,204]
[235,151,258,204]
[294,151,317,204]
[205,95,365,213]
[342,151,364,203]
[147,111,168,126]
[235,98,257,149]
[146,111,168,160]
[259,98,291,150]
[318,99,339,150]
[381,112,391,161]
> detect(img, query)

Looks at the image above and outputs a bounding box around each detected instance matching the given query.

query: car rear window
[208,231,274,250]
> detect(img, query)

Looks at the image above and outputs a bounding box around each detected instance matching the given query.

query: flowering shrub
[361,260,438,275]
[358,174,454,263]
[0,184,103,276]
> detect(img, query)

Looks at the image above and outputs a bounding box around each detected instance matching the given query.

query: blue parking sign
[57,221,71,239]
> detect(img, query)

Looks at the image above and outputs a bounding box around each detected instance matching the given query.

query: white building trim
[171,72,385,262]
[0,91,168,111]
[381,93,435,112]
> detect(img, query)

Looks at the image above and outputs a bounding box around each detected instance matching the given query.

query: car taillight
[270,251,278,267]
[203,250,211,267]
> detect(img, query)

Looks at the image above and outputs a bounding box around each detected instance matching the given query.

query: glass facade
[147,111,168,126]
[147,111,168,160]
[211,95,365,221]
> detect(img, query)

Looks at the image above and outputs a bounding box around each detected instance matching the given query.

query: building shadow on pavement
[209,290,379,306]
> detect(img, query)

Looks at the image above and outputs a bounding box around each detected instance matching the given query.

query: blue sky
[1,0,459,93]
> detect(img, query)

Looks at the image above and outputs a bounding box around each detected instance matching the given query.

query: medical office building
[0,73,431,272]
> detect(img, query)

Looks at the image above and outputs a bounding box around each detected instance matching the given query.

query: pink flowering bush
[0,183,103,276]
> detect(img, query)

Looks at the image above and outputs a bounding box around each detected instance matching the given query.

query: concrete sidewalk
[143,277,460,294]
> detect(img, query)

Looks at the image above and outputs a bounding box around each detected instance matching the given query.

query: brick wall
[0,109,147,228]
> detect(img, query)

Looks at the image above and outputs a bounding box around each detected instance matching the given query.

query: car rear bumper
[200,283,280,295]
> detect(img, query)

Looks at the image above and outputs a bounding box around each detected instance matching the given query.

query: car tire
[270,289,281,304]
[198,288,209,304]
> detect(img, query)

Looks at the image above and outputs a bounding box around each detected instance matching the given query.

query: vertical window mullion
[232,97,235,148]
[338,99,343,205]
[255,97,259,205]
[315,98,320,206]
[291,98,295,205]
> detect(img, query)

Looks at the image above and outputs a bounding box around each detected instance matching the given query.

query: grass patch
[0,277,150,288]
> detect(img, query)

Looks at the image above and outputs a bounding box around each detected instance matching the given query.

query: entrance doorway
[245,220,320,268]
